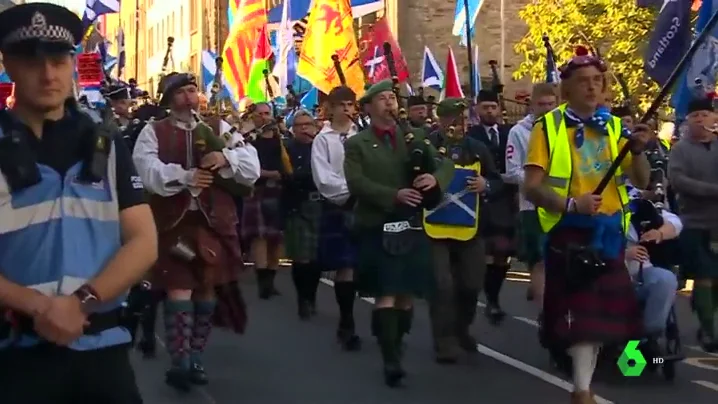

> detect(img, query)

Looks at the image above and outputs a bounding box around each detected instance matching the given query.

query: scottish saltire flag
[201,50,234,106]
[365,45,383,80]
[644,0,692,85]
[672,0,718,120]
[116,27,125,78]
[472,44,482,96]
[421,46,443,90]
[453,0,484,47]
[272,0,297,97]
[81,0,120,34]
[545,37,560,83]
[300,86,318,109]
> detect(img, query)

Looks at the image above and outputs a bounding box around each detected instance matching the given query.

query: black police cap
[0,3,83,56]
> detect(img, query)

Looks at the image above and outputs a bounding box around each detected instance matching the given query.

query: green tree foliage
[513,0,660,111]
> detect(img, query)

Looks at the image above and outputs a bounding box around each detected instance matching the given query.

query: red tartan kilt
[543,227,643,345]
[212,280,248,334]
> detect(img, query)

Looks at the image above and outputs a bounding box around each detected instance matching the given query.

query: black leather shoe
[138,338,156,359]
[189,363,209,385]
[457,334,478,353]
[337,329,362,351]
[165,368,192,392]
[383,362,406,387]
[298,300,312,320]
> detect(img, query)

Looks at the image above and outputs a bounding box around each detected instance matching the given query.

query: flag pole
[463,0,476,100]
[134,0,140,81]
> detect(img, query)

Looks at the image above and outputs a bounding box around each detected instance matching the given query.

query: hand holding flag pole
[594,7,718,195]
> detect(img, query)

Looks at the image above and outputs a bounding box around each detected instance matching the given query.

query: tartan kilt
[541,227,642,346]
[240,185,284,244]
[212,280,248,334]
[317,202,357,271]
[284,199,322,263]
[485,224,517,259]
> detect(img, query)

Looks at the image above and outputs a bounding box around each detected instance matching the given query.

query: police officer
[344,80,453,387]
[425,98,503,363]
[108,83,133,129]
[0,3,158,403]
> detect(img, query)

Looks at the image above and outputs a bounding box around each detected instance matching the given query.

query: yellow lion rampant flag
[297,0,365,96]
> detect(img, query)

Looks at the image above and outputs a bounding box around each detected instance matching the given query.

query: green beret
[359,79,394,105]
[436,98,468,117]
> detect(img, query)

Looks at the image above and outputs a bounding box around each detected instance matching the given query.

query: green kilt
[517,210,545,267]
[355,226,435,298]
[679,228,718,279]
[284,199,322,263]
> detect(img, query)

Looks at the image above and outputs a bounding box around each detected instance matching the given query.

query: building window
[190,53,198,75]
[190,0,198,32]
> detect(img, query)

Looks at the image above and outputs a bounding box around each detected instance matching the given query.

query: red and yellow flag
[222,0,268,102]
[297,0,365,96]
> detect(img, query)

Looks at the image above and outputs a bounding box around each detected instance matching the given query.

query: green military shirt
[344,124,454,228]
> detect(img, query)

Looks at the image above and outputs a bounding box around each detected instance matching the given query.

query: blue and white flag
[300,87,318,109]
[81,0,121,34]
[421,46,443,90]
[644,0,692,86]
[672,0,718,120]
[116,27,126,78]
[472,44,482,96]
[201,50,236,107]
[272,0,296,97]
[453,0,484,47]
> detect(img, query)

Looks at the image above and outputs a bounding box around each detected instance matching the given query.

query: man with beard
[132,72,260,391]
[425,98,503,363]
[345,79,453,387]
[468,89,517,324]
[312,86,362,350]
[283,109,322,319]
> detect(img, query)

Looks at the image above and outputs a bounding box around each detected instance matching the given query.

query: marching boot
[256,268,271,299]
[189,300,216,385]
[456,289,479,353]
[163,300,194,392]
[335,281,361,351]
[375,308,405,387]
[434,337,461,364]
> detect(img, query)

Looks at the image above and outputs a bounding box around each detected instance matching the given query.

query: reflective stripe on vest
[423,161,481,241]
[0,140,128,351]
[537,104,631,234]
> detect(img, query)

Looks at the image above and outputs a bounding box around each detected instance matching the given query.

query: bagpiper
[132,71,260,391]
[425,98,503,363]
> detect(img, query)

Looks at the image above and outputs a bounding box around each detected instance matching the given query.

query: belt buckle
[308,192,321,202]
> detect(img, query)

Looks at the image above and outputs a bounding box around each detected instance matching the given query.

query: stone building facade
[386,0,533,99]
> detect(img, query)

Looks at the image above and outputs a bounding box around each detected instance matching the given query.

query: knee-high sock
[190,300,217,365]
[694,284,715,337]
[568,343,599,392]
[164,300,194,370]
[375,308,399,365]
[484,264,509,305]
[334,281,356,331]
[306,263,322,304]
[291,262,308,300]
[397,308,413,337]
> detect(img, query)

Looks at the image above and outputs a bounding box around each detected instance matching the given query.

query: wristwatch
[72,284,100,313]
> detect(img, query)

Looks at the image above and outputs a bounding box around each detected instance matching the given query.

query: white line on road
[692,380,718,392]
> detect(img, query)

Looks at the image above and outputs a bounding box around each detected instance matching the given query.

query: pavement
[134,269,718,404]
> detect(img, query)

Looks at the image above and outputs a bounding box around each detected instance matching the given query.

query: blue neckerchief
[563,107,613,148]
[557,212,625,259]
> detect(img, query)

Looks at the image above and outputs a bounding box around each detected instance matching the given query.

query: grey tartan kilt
[284,199,323,263]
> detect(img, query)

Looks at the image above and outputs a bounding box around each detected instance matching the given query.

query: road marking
[320,277,614,403]
[514,316,539,327]
[683,357,718,372]
[687,346,718,357]
[692,380,718,392]
[477,344,614,404]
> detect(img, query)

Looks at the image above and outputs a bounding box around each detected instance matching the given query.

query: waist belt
[307,191,323,202]
[0,307,124,340]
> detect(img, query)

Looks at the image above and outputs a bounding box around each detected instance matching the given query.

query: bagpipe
[382,41,442,211]
[487,60,508,123]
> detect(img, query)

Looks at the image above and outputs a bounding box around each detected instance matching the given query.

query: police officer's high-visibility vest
[538,105,631,234]
[0,124,128,351]
[424,161,481,241]
[660,138,671,151]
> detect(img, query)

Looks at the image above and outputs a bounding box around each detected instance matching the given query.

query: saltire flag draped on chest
[642,0,692,86]
[297,0,366,96]
[359,16,409,84]
[82,0,120,35]
[222,0,268,103]
[671,0,718,120]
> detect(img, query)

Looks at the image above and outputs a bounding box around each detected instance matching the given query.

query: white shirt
[626,209,683,276]
[311,122,358,205]
[132,116,260,208]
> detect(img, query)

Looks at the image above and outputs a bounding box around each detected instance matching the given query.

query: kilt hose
[284,198,322,263]
[317,202,357,271]
[541,227,642,348]
[241,184,284,244]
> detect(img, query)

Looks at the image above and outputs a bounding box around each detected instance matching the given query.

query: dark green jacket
[344,125,454,228]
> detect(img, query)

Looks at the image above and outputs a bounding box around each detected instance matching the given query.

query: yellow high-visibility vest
[424,161,481,241]
[537,104,631,234]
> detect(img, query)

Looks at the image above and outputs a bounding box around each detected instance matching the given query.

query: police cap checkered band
[0,4,83,52]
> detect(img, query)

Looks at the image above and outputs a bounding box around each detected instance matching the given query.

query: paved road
[134,270,718,404]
